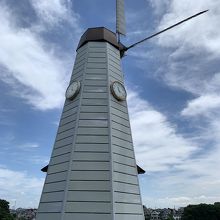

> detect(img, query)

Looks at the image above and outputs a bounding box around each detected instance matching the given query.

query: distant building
[151,210,160,220]
[173,214,181,220]
[173,207,183,220]
[160,208,172,219]
[143,205,152,219]
[142,207,183,220]
[12,208,37,220]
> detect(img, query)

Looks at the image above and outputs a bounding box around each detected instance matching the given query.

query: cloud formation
[0,166,44,208]
[0,1,80,110]
[125,0,220,207]
[31,0,81,30]
[127,90,197,172]
[182,94,220,116]
[127,88,220,207]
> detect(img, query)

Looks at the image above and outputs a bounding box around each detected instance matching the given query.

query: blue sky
[0,0,220,209]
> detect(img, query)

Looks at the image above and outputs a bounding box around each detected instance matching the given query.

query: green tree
[182,203,220,220]
[0,199,14,220]
[143,205,151,220]
[167,214,174,220]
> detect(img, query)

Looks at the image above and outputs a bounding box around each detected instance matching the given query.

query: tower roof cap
[77,27,119,50]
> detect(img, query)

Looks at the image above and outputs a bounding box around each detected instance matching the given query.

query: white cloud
[0,166,44,208]
[149,0,171,16]
[0,5,66,110]
[180,72,220,117]
[31,0,69,24]
[148,0,220,140]
[156,0,220,55]
[0,2,81,110]
[127,89,220,207]
[153,0,220,92]
[182,94,220,116]
[127,90,197,172]
[17,143,39,150]
[30,0,81,30]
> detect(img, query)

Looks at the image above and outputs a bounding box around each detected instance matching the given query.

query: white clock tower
[36,27,145,220]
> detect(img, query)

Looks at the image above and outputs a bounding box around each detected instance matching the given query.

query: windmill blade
[123,10,208,52]
[116,0,126,36]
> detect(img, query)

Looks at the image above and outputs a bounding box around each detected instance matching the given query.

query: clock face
[65,81,81,100]
[111,81,127,101]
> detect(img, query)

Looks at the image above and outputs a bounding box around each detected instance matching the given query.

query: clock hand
[117,86,121,93]
[118,86,121,94]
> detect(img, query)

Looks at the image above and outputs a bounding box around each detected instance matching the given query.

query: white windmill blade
[116,0,126,36]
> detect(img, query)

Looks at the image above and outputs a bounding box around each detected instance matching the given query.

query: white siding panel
[67,191,111,202]
[80,106,108,113]
[50,153,70,165]
[114,172,138,185]
[72,161,110,171]
[58,121,76,133]
[112,121,131,134]
[76,135,109,144]
[112,137,133,150]
[36,213,61,220]
[48,162,69,174]
[86,68,107,74]
[70,171,110,181]
[112,145,134,158]
[113,154,135,166]
[112,114,130,127]
[43,181,66,192]
[85,74,107,80]
[115,214,144,220]
[56,129,74,141]
[64,213,111,220]
[79,119,108,127]
[74,143,109,152]
[81,98,108,106]
[78,127,108,135]
[114,192,141,204]
[54,137,73,149]
[41,191,65,202]
[65,201,111,213]
[38,202,62,213]
[113,163,137,175]
[83,92,107,99]
[114,182,139,194]
[84,79,107,86]
[46,171,67,183]
[69,181,110,191]
[115,203,143,214]
[72,152,109,161]
[88,52,106,58]
[88,57,106,63]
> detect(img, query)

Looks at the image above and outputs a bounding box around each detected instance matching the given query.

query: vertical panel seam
[107,42,116,220]
[60,44,89,220]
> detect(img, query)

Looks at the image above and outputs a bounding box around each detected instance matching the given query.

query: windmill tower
[36,1,145,219]
[36,1,208,219]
